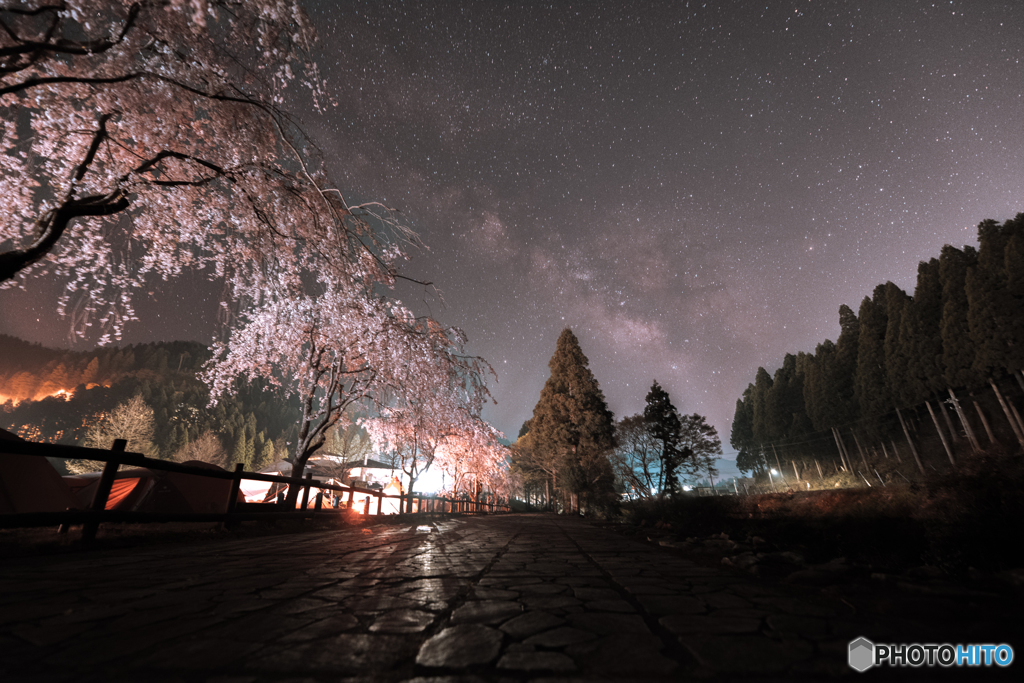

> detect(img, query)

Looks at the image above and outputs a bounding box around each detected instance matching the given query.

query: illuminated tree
[0,1,403,343]
[611,414,660,499]
[323,419,374,465]
[678,412,722,483]
[363,322,493,513]
[171,431,228,468]
[202,281,426,505]
[70,392,154,472]
[434,420,508,499]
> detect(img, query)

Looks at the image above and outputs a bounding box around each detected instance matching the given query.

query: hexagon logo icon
[849,637,875,672]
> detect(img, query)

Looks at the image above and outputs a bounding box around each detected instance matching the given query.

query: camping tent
[63,461,242,513]
[0,430,80,514]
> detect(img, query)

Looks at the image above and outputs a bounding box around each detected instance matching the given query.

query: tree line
[511,329,723,513]
[0,337,297,473]
[731,214,1024,480]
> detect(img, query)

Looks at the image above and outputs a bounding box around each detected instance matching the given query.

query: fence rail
[1,438,510,540]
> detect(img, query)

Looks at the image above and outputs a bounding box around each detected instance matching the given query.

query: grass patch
[623,449,1024,574]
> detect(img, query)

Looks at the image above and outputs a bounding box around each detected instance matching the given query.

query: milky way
[3,1,1023,469]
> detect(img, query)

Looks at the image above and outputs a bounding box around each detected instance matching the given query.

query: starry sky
[3,1,1024,471]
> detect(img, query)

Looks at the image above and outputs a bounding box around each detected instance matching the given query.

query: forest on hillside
[731,214,1024,479]
[0,336,298,472]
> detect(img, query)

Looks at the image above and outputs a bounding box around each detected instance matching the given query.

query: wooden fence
[0,439,510,541]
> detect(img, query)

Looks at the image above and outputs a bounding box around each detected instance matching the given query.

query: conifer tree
[903,258,944,401]
[643,381,684,494]
[940,245,979,388]
[730,388,756,467]
[232,433,249,469]
[81,357,100,386]
[833,304,861,421]
[527,329,616,512]
[1005,227,1024,371]
[750,367,773,444]
[242,413,257,466]
[968,215,1024,377]
[882,283,911,402]
[765,354,807,441]
[855,287,890,420]
[804,340,843,431]
[256,437,275,471]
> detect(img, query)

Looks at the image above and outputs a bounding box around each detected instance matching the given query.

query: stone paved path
[0,514,1019,681]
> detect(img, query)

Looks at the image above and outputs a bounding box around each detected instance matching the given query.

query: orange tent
[64,461,242,513]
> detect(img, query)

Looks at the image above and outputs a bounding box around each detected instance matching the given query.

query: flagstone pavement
[0,513,1019,682]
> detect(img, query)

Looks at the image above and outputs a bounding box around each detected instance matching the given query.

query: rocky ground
[629,524,1024,591]
[1,513,1020,681]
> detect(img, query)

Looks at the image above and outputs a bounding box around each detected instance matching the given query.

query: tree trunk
[839,430,855,470]
[771,444,784,483]
[881,442,890,460]
[851,431,870,472]
[989,378,1024,449]
[831,428,848,470]
[972,397,996,445]
[938,396,960,442]
[889,438,903,463]
[1011,402,1024,446]
[791,460,800,482]
[948,387,980,453]
[925,400,956,466]
[815,458,823,480]
[762,450,778,492]
[895,407,924,474]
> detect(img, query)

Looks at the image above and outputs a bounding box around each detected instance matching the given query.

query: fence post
[347,487,354,509]
[300,472,312,509]
[364,495,370,515]
[82,439,127,543]
[226,463,243,513]
[222,463,244,529]
[315,491,323,510]
[376,492,383,516]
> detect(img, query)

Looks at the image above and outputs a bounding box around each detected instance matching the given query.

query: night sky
[3,1,1024,470]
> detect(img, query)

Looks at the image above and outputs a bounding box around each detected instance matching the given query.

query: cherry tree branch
[0,113,128,282]
[0,2,140,75]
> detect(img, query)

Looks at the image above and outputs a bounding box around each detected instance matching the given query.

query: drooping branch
[0,113,128,282]
[0,122,251,283]
[0,2,140,75]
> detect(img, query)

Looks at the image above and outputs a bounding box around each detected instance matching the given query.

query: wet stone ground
[0,513,1020,682]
